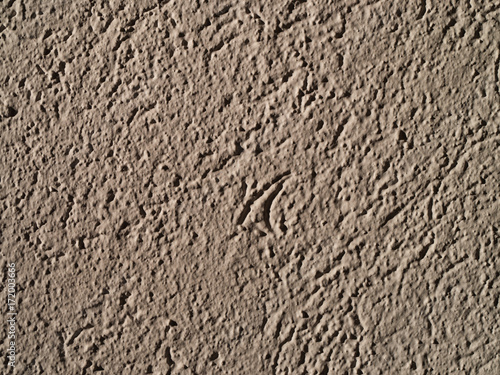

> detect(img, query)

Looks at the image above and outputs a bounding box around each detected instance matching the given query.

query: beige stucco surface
[1,1,499,374]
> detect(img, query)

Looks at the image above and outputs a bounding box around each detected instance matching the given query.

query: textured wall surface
[1,0,499,374]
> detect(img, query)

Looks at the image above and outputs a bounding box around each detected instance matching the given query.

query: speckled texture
[1,0,499,374]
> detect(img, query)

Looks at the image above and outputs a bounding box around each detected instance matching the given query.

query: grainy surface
[1,0,499,374]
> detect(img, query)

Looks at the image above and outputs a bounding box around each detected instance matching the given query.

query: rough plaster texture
[1,0,499,374]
